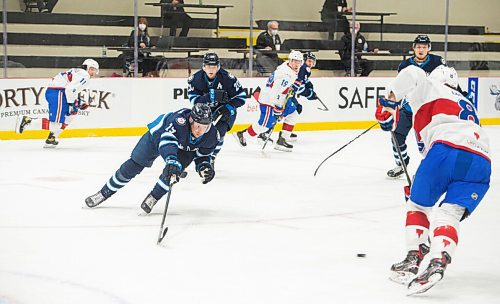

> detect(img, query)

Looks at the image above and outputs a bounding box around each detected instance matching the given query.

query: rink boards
[0,76,499,139]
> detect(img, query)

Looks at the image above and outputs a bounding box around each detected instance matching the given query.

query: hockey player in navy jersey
[15,59,99,147]
[187,52,246,162]
[386,35,445,178]
[376,65,491,295]
[85,103,219,214]
[287,51,319,142]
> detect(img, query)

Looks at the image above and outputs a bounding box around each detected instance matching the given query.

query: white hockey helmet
[82,58,99,75]
[428,65,458,89]
[288,50,303,63]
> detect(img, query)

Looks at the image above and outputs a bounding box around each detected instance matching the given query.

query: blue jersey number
[458,99,479,125]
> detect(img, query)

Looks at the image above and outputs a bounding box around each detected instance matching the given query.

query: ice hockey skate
[85,191,107,208]
[140,193,158,214]
[407,252,451,295]
[257,131,273,144]
[387,165,404,179]
[274,132,293,152]
[44,132,59,148]
[288,132,298,142]
[15,116,32,134]
[234,130,247,147]
[389,243,429,285]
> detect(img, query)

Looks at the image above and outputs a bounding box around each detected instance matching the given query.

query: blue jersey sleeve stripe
[156,179,170,191]
[148,114,167,135]
[159,140,180,149]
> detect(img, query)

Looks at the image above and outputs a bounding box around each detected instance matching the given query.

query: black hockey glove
[163,159,183,184]
[213,104,236,124]
[215,90,229,103]
[197,162,215,184]
[310,92,318,100]
[296,102,303,114]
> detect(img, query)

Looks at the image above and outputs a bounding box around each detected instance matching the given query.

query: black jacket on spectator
[254,31,283,72]
[161,0,191,37]
[255,31,282,59]
[321,0,349,37]
[127,30,152,49]
[339,32,374,76]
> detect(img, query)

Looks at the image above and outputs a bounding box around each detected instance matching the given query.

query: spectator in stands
[161,0,192,37]
[339,21,378,77]
[125,17,160,77]
[36,0,58,13]
[255,20,283,73]
[321,0,351,39]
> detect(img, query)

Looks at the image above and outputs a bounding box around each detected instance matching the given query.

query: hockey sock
[49,122,65,138]
[151,174,171,200]
[429,203,464,261]
[405,201,431,251]
[247,125,258,137]
[212,136,224,157]
[281,123,294,140]
[250,122,268,136]
[101,159,144,198]
[393,143,410,166]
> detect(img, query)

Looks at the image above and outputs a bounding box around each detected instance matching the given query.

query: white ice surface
[1,127,499,304]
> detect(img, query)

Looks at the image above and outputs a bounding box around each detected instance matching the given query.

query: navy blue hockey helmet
[203,52,220,67]
[303,51,316,66]
[413,35,431,49]
[303,51,316,62]
[190,103,212,125]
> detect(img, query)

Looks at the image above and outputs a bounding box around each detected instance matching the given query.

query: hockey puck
[356,253,366,258]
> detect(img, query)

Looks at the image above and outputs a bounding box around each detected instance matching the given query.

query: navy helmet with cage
[190,103,212,125]
[203,52,220,68]
[413,34,431,50]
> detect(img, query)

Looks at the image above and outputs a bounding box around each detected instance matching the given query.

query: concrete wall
[6,0,500,32]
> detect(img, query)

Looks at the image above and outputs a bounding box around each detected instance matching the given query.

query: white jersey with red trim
[388,65,490,160]
[48,68,91,104]
[258,62,298,108]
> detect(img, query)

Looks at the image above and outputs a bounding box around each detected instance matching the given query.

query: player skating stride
[85,104,218,214]
[15,59,99,147]
[234,50,303,152]
[375,65,491,295]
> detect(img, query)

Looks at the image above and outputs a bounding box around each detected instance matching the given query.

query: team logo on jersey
[471,193,478,200]
[228,72,235,79]
[176,117,186,125]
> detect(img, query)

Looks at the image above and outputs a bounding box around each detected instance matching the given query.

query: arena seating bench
[256,20,485,35]
[3,11,217,29]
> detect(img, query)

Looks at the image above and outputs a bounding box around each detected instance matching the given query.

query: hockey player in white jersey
[15,59,99,147]
[235,50,302,151]
[375,65,491,295]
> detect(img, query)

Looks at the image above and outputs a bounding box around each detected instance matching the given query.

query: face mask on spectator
[139,24,147,31]
[270,29,278,36]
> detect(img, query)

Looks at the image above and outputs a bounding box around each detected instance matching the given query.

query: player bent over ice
[85,104,218,214]
[375,65,491,295]
[234,50,303,152]
[15,59,99,147]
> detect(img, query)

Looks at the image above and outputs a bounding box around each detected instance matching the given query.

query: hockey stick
[316,97,329,111]
[261,124,276,150]
[314,122,378,176]
[157,182,174,245]
[390,131,412,188]
[157,172,187,245]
